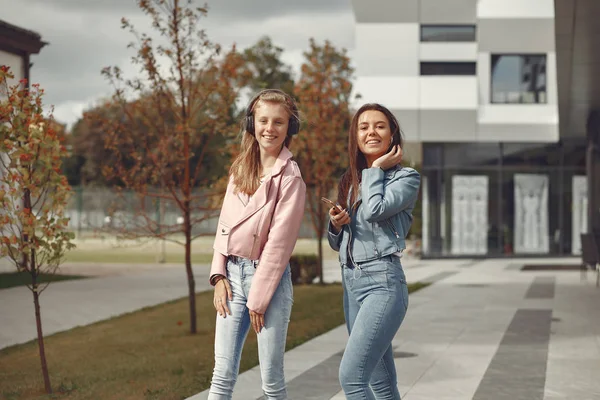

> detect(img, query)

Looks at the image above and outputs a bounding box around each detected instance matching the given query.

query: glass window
[423,144,443,168]
[491,54,547,104]
[562,140,586,167]
[420,62,476,76]
[563,169,587,255]
[501,143,561,168]
[421,170,444,256]
[443,170,502,256]
[501,170,560,255]
[420,25,476,42]
[443,143,501,168]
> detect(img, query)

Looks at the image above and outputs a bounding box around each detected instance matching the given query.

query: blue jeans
[208,257,293,400]
[339,255,409,400]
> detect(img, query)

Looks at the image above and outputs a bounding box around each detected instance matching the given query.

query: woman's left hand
[249,310,265,333]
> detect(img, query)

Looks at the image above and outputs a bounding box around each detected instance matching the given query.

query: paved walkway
[187,257,600,400]
[0,262,212,350]
[2,257,600,399]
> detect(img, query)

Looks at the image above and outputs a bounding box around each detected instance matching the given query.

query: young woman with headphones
[207,89,306,400]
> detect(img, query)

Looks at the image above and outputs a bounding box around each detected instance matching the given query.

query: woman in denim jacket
[327,103,420,400]
[208,89,306,400]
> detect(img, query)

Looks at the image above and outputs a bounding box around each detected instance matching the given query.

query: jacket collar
[231,146,292,228]
[270,146,293,177]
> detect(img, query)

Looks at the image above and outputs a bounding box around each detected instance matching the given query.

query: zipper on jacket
[250,233,259,259]
[387,219,400,239]
[372,222,379,257]
[250,208,267,260]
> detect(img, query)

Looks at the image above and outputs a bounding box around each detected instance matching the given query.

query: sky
[1,0,356,127]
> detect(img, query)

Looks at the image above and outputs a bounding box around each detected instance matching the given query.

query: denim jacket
[327,165,420,266]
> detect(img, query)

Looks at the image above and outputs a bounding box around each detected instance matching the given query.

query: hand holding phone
[322,197,350,232]
[321,197,342,214]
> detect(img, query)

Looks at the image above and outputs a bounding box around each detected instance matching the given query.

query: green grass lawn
[63,250,214,265]
[0,272,86,290]
[62,237,339,264]
[0,283,427,399]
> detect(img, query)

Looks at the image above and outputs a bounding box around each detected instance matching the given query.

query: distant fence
[66,186,318,238]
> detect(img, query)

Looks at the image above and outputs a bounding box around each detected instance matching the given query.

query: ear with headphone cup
[287,116,299,136]
[245,112,255,134]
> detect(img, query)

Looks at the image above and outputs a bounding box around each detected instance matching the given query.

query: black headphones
[245,89,300,137]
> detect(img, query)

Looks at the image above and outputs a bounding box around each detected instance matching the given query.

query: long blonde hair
[230,89,299,195]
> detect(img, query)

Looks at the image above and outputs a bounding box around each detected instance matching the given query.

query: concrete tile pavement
[188,257,600,400]
[2,256,600,400]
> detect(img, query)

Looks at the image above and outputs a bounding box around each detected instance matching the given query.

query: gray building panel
[478,123,558,141]
[391,109,420,142]
[420,0,478,24]
[351,0,418,23]
[478,18,555,53]
[419,110,477,142]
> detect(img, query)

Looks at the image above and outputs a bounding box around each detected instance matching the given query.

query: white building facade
[351,0,597,257]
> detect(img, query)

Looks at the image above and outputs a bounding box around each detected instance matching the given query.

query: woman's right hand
[213,278,232,317]
[329,206,350,233]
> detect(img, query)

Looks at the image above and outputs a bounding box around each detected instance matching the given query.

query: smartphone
[321,197,341,214]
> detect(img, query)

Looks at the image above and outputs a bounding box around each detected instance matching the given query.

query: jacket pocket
[219,221,230,236]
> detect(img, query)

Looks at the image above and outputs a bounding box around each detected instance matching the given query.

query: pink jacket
[209,147,306,314]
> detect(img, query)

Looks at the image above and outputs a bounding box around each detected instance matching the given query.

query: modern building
[351,0,600,257]
[0,20,46,270]
[0,20,46,88]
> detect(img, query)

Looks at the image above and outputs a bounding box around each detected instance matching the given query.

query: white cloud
[0,0,356,126]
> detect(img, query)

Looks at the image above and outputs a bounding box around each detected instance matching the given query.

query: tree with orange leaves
[95,0,250,334]
[0,67,74,394]
[295,39,354,283]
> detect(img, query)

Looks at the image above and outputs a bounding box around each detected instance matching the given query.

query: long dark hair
[336,103,404,210]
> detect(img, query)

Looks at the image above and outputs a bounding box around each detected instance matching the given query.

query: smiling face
[356,110,393,165]
[253,100,289,157]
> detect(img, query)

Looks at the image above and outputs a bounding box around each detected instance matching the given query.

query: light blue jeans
[339,255,409,400]
[208,257,293,400]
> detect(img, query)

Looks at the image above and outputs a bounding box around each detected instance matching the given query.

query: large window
[421,141,587,257]
[491,54,547,104]
[420,25,476,42]
[420,62,476,76]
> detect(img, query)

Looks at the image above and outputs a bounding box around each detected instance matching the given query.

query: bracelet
[211,274,226,286]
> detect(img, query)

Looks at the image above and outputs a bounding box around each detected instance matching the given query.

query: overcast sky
[1,0,356,127]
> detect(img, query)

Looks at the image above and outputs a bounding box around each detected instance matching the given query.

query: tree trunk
[24,189,52,393]
[317,233,324,284]
[184,203,197,334]
[33,285,52,393]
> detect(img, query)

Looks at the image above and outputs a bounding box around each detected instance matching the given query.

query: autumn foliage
[94,0,251,334]
[295,39,354,283]
[0,66,74,394]
[0,67,74,277]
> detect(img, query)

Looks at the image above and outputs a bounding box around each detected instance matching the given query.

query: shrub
[289,254,318,285]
